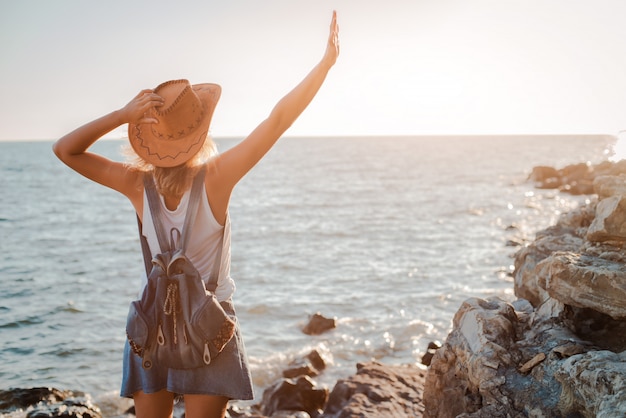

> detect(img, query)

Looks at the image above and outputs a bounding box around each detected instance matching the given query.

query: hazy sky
[2,0,626,140]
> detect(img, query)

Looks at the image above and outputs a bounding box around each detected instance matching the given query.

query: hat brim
[128,83,221,168]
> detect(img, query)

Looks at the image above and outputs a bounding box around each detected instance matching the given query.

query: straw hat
[128,79,221,167]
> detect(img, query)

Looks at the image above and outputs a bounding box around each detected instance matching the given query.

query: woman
[53,11,339,418]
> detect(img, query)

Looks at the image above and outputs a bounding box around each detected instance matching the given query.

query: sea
[0,135,618,416]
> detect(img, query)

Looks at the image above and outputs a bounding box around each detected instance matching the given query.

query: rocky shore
[425,159,626,417]
[3,159,626,417]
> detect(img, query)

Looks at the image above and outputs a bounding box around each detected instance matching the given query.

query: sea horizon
[0,132,617,143]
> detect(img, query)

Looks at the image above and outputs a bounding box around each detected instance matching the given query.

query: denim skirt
[120,301,254,400]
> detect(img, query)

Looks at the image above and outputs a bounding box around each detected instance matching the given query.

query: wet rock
[0,387,102,418]
[302,313,336,335]
[283,350,327,379]
[261,376,328,418]
[283,362,320,379]
[0,388,69,411]
[324,362,425,418]
[420,341,441,366]
[27,400,102,418]
[227,403,266,417]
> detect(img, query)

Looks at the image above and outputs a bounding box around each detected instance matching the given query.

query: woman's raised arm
[52,90,164,198]
[215,11,340,190]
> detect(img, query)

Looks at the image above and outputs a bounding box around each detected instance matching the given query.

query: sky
[2,0,626,140]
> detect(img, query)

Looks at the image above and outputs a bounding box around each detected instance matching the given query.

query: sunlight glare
[609,131,626,162]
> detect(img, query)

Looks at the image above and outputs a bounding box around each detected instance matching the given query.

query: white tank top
[139,185,236,302]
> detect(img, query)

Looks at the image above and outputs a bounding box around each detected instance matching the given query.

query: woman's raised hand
[323,11,340,68]
[120,89,164,125]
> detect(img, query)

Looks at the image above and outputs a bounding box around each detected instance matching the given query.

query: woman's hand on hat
[120,89,164,125]
[322,10,339,68]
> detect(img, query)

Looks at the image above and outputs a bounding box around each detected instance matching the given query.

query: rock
[302,313,336,335]
[0,387,102,418]
[261,376,328,418]
[423,294,622,417]
[558,162,592,185]
[323,362,425,418]
[536,176,562,189]
[555,350,626,417]
[0,388,69,411]
[305,350,326,372]
[528,162,599,195]
[518,352,545,374]
[283,363,320,380]
[538,251,626,320]
[513,225,584,307]
[593,174,626,199]
[560,179,594,195]
[423,297,522,418]
[505,237,524,247]
[552,341,588,358]
[594,159,626,177]
[283,350,328,379]
[26,400,102,418]
[270,411,311,418]
[528,166,559,183]
[587,195,626,242]
[227,403,266,417]
[560,306,626,353]
[420,341,441,366]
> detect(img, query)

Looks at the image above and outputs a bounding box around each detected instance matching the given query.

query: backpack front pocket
[126,300,150,357]
[191,296,236,355]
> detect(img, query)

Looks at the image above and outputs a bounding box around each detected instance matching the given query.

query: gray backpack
[126,167,236,369]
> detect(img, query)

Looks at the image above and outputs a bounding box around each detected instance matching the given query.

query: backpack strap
[136,216,152,277]
[206,214,226,293]
[179,166,206,253]
[143,172,170,254]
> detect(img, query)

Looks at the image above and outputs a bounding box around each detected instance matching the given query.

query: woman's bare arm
[213,11,340,194]
[52,90,164,203]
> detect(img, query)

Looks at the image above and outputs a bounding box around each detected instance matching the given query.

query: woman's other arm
[52,90,164,201]
[214,11,340,192]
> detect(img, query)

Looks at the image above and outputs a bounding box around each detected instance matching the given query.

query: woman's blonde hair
[123,135,218,198]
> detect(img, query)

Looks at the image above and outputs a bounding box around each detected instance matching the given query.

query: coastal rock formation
[529,159,626,195]
[424,161,626,417]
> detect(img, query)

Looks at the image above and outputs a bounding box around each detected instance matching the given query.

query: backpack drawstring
[163,282,179,345]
